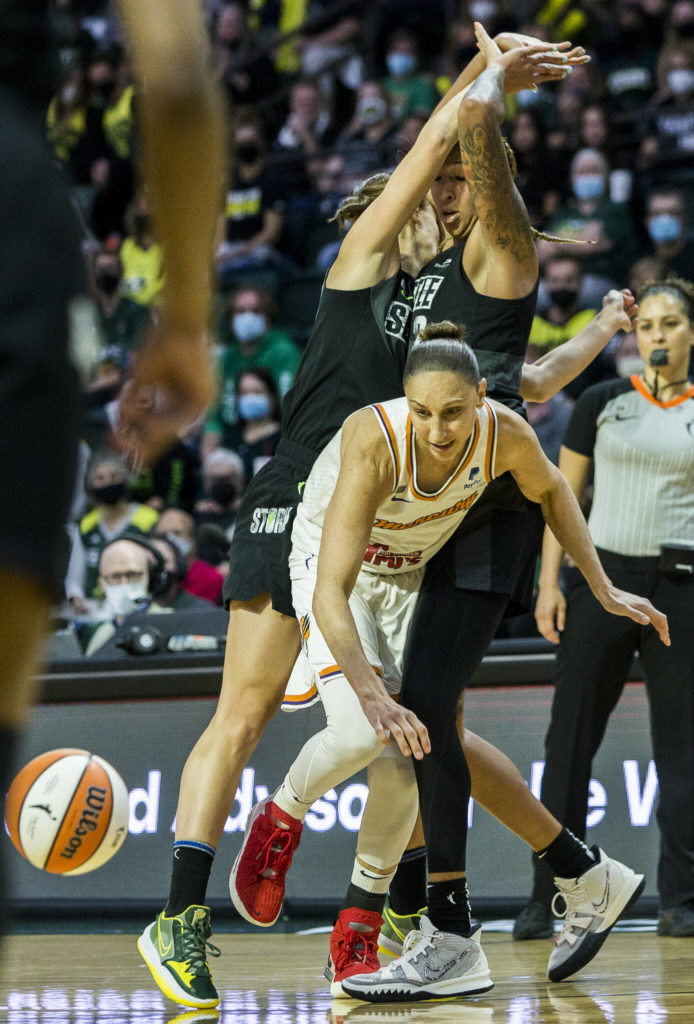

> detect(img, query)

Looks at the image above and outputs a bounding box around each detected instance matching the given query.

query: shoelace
[551,881,588,920]
[335,929,377,973]
[256,822,296,880]
[178,919,221,976]
[400,927,434,963]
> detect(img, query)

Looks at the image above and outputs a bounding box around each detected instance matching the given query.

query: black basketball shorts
[223,438,316,617]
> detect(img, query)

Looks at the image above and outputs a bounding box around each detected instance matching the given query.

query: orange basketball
[4,748,129,874]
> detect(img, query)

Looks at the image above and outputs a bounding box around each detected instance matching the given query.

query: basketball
[4,748,129,875]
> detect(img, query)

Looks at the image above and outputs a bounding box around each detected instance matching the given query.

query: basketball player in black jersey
[378,25,654,980]
[138,37,581,1008]
[0,0,223,939]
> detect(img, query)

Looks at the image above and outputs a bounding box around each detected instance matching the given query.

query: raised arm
[328,85,475,291]
[457,52,538,296]
[312,412,431,758]
[115,0,226,460]
[520,289,638,403]
[493,408,670,645]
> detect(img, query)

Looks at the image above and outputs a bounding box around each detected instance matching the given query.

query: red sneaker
[229,796,303,926]
[325,907,383,997]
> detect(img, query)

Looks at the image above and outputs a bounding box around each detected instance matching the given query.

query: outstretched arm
[493,409,670,645]
[115,0,226,460]
[520,289,638,403]
[312,413,431,759]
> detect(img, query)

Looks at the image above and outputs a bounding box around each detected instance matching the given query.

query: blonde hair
[331,173,391,231]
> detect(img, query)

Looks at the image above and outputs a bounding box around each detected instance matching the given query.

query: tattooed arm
[458,60,538,299]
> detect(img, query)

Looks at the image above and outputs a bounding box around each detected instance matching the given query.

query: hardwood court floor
[2,926,693,1023]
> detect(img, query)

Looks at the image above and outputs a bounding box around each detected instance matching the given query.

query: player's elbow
[458,94,501,131]
[520,366,550,405]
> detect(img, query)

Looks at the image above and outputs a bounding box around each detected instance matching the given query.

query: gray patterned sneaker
[341,914,493,1003]
[547,847,645,982]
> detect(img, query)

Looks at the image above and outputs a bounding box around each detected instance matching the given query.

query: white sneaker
[341,915,493,1003]
[548,847,645,982]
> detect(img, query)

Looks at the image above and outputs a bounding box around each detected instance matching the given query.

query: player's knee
[325,716,383,767]
[210,705,271,755]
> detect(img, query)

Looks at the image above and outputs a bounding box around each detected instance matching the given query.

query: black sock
[388,846,427,916]
[538,828,595,880]
[165,841,215,916]
[342,882,387,916]
[427,878,472,937]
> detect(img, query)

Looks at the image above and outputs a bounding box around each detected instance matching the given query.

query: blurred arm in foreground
[116,0,226,462]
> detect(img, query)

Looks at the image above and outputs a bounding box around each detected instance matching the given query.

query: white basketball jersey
[292,395,498,574]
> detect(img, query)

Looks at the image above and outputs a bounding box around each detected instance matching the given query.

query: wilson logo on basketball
[5,748,129,875]
[59,785,108,861]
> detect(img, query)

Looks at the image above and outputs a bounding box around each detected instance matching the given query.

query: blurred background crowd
[47,0,694,645]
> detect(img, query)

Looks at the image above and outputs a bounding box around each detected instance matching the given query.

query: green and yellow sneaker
[377,898,425,958]
[138,905,220,1008]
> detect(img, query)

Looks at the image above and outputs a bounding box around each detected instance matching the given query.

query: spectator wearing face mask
[81,535,209,654]
[540,148,638,286]
[149,535,213,610]
[194,448,246,556]
[530,256,615,400]
[336,81,398,178]
[92,243,152,359]
[82,243,154,450]
[70,46,136,239]
[203,286,300,458]
[644,185,694,279]
[381,29,438,123]
[227,367,281,481]
[639,43,694,174]
[155,507,225,604]
[65,451,159,613]
[217,114,290,289]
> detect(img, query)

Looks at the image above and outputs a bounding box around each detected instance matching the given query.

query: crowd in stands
[48,0,694,648]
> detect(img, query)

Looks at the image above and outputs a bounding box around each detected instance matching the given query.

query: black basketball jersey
[411,241,541,606]
[281,271,413,457]
[411,243,538,413]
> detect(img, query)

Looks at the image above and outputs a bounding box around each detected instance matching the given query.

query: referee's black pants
[531,549,694,911]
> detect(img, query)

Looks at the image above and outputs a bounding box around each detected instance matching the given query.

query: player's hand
[496,31,590,67]
[360,683,431,760]
[475,23,583,92]
[598,586,670,646]
[534,581,566,645]
[114,324,215,464]
[601,289,638,333]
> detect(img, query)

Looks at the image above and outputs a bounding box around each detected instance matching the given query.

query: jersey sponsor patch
[363,542,422,570]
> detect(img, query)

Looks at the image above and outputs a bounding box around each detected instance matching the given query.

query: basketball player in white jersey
[231,322,669,999]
